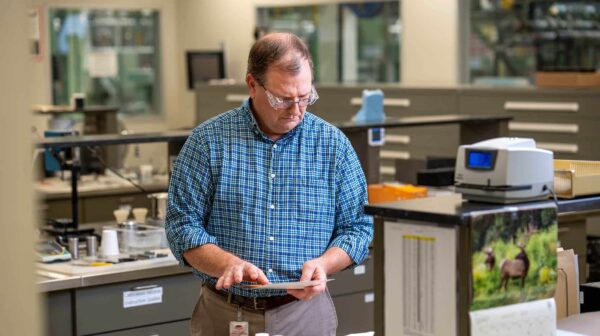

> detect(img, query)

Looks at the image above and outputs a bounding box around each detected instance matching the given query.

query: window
[256,1,400,84]
[49,8,161,117]
[469,0,600,85]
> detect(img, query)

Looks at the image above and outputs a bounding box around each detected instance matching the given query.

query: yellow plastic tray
[554,160,600,198]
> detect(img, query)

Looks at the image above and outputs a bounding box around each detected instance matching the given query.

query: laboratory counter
[37,257,188,293]
[364,193,600,225]
[38,253,200,336]
[364,193,600,336]
[39,249,376,335]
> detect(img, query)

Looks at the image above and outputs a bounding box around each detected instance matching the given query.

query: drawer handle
[508,122,579,134]
[119,196,135,203]
[226,94,248,102]
[131,284,159,291]
[504,101,579,112]
[385,134,411,144]
[381,150,410,160]
[536,142,578,153]
[380,165,396,176]
[350,97,410,107]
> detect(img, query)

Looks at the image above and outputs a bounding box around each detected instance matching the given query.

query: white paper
[123,286,163,308]
[29,9,40,40]
[556,331,587,336]
[88,50,118,77]
[384,220,457,336]
[242,279,332,290]
[470,298,556,336]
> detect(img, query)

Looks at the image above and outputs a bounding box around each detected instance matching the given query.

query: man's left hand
[287,258,328,300]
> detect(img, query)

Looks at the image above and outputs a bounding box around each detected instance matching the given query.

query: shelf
[35,130,191,149]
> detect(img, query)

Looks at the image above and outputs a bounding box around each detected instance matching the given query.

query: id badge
[229,321,249,336]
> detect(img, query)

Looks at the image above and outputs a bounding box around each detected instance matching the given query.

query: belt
[204,282,298,311]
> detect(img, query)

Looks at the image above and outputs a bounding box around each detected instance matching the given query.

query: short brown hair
[247,32,313,86]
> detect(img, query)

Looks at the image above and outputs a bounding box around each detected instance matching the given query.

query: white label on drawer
[354,265,366,275]
[364,293,374,303]
[123,287,163,308]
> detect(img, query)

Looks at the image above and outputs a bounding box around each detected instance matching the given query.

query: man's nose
[288,102,301,114]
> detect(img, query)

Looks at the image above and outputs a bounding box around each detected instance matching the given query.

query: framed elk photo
[470,205,558,311]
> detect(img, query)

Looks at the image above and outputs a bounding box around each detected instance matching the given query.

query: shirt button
[269,204,275,209]
[273,144,278,149]
[270,173,276,179]
[268,268,273,273]
[268,236,274,241]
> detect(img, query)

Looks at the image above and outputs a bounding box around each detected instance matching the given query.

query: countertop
[334,114,511,132]
[37,175,168,199]
[37,252,191,292]
[364,193,600,225]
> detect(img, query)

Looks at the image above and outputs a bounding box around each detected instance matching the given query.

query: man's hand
[287,257,328,300]
[183,244,269,290]
[215,258,269,290]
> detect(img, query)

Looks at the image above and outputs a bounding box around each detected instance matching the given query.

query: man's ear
[246,73,257,99]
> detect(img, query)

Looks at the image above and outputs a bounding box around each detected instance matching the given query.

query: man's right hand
[215,258,270,290]
[183,244,269,290]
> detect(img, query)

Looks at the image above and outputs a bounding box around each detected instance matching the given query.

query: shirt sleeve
[327,136,374,266]
[165,129,218,267]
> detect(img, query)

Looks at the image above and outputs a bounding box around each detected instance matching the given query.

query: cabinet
[458,88,600,161]
[333,292,375,336]
[44,273,199,336]
[329,254,375,335]
[95,320,190,335]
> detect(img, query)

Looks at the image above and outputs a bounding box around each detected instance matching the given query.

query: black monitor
[186,51,225,89]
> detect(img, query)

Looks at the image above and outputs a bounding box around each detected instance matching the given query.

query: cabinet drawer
[383,88,458,117]
[329,255,373,296]
[332,291,375,336]
[460,90,596,121]
[75,273,200,335]
[96,319,190,336]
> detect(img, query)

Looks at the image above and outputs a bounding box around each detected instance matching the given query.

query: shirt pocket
[295,177,334,221]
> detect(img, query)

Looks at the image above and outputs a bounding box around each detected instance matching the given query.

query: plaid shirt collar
[243,98,304,146]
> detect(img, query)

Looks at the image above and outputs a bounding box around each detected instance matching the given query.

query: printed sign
[123,286,163,308]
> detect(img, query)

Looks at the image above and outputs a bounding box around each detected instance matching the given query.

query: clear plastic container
[104,222,165,253]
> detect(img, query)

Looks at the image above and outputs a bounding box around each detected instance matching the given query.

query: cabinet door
[44,290,73,336]
[75,273,200,335]
[95,320,190,336]
[329,254,374,296]
[332,291,375,336]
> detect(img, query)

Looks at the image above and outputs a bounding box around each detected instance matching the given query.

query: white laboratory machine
[454,137,554,204]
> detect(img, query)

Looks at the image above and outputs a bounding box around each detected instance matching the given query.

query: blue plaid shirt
[166,99,373,297]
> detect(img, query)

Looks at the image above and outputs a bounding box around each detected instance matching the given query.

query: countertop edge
[38,263,193,293]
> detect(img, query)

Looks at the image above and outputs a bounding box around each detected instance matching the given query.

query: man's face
[246,58,313,140]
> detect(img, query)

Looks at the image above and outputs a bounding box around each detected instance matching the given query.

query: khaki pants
[191,285,266,335]
[191,285,337,336]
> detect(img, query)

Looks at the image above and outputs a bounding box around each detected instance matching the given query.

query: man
[166,32,373,336]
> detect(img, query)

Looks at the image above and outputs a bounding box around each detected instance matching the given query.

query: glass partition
[257,1,400,84]
[49,8,161,117]
[469,0,600,85]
